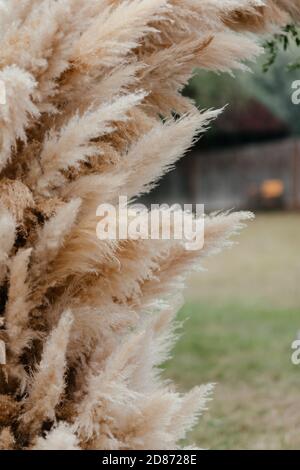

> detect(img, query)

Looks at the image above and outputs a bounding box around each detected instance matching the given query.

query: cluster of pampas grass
[0,0,299,450]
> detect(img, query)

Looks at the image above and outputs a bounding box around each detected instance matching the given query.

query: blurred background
[148,44,300,449]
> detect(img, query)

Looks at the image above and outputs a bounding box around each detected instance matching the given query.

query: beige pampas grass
[20,310,73,437]
[0,0,298,450]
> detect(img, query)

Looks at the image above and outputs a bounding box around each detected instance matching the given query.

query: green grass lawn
[165,213,300,450]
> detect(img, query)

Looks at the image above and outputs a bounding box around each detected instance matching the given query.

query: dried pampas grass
[0,0,298,450]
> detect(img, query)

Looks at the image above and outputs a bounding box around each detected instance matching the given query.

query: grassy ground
[165,213,300,450]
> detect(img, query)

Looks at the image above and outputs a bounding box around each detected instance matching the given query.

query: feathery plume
[0,66,38,169]
[20,310,73,438]
[0,0,298,450]
[33,422,80,450]
[5,248,33,359]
